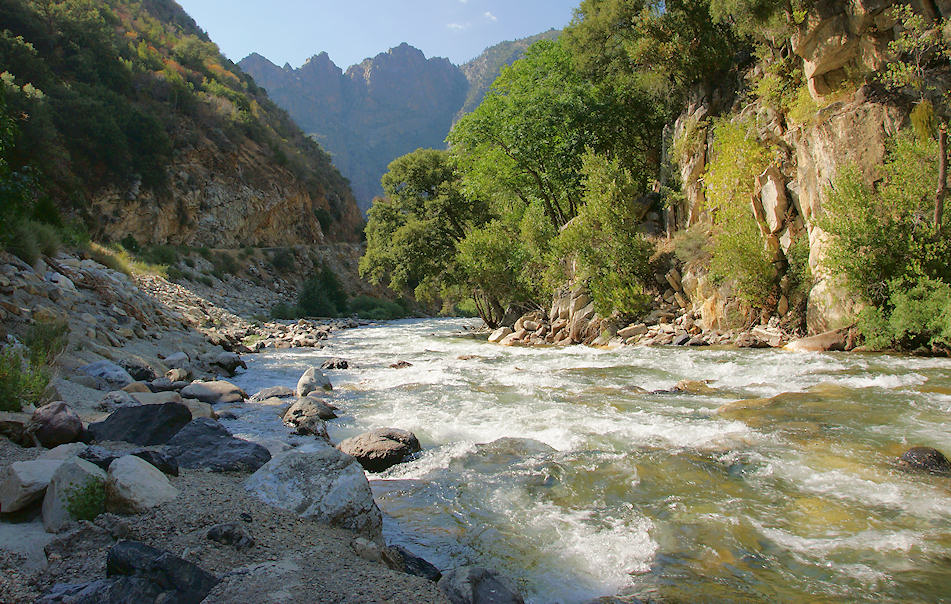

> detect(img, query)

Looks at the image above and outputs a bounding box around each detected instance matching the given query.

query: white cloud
[484,11,498,22]
[447,22,469,31]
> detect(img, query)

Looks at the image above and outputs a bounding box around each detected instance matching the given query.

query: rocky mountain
[240,32,558,210]
[0,0,363,246]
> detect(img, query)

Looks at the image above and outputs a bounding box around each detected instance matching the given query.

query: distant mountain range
[239,30,560,211]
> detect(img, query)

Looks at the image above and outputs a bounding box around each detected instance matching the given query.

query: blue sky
[175,0,580,69]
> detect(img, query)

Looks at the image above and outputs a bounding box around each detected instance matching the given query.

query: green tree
[360,149,489,307]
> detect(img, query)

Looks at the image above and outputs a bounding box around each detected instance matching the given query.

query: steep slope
[0,0,363,246]
[457,29,561,117]
[240,32,558,210]
[242,45,468,210]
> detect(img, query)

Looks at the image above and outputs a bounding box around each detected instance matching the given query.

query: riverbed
[227,318,951,603]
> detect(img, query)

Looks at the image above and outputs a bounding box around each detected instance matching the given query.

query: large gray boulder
[296,368,332,397]
[245,443,382,539]
[250,386,295,403]
[29,402,83,449]
[80,360,135,390]
[0,459,63,513]
[88,403,192,446]
[42,457,107,533]
[898,447,951,476]
[437,566,524,604]
[180,380,246,404]
[166,418,270,472]
[337,428,421,473]
[105,455,178,514]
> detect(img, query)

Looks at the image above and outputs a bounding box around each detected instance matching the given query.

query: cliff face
[241,45,468,210]
[673,0,947,335]
[240,34,554,210]
[0,0,363,247]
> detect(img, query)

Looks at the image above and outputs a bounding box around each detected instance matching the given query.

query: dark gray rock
[130,449,179,477]
[206,523,255,550]
[898,447,951,476]
[106,540,219,603]
[117,357,156,382]
[87,403,192,446]
[147,378,176,392]
[39,577,163,603]
[437,566,524,604]
[390,545,441,582]
[321,358,349,370]
[80,445,119,471]
[250,386,295,402]
[29,402,83,448]
[337,428,421,473]
[167,418,271,472]
[672,333,691,346]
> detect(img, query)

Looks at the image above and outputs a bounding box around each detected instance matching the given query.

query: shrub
[269,248,296,272]
[211,251,239,277]
[348,295,409,320]
[0,320,62,412]
[270,302,299,320]
[673,223,712,266]
[65,479,105,521]
[25,319,68,367]
[32,221,61,257]
[5,221,40,265]
[859,277,951,351]
[139,245,179,266]
[297,265,348,317]
[119,235,140,254]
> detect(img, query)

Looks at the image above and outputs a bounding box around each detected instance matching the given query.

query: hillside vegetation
[362,0,951,352]
[0,0,362,247]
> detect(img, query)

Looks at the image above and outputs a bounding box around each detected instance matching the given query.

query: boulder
[212,351,246,376]
[88,403,192,446]
[245,443,382,539]
[390,360,413,369]
[122,382,152,394]
[250,386,295,402]
[488,327,514,344]
[97,390,139,412]
[785,328,849,352]
[618,323,648,339]
[165,368,191,382]
[129,391,181,405]
[105,456,178,515]
[105,540,219,603]
[39,578,164,603]
[180,380,246,404]
[321,358,350,370]
[437,566,524,604]
[337,428,421,473]
[282,399,334,440]
[166,418,271,473]
[296,368,332,397]
[898,447,951,476]
[80,361,135,390]
[29,402,83,448]
[130,449,179,477]
[163,352,190,370]
[206,523,255,550]
[0,411,31,447]
[42,457,107,533]
[117,357,157,382]
[0,459,63,513]
[389,545,442,582]
[38,443,89,461]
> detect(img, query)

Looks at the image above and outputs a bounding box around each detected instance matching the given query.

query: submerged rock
[337,428,421,473]
[437,566,524,604]
[898,447,951,476]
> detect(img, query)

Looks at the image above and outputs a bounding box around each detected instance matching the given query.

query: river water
[227,318,951,603]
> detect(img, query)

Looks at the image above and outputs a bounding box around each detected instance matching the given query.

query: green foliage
[348,295,410,320]
[0,0,357,241]
[456,219,533,315]
[0,319,67,412]
[750,44,805,112]
[879,4,951,101]
[673,223,713,266]
[859,277,951,351]
[64,479,105,522]
[298,265,348,317]
[269,248,296,272]
[552,152,655,318]
[819,132,951,306]
[704,119,776,307]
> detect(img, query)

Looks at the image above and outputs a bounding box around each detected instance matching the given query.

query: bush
[673,223,712,266]
[348,295,409,320]
[65,479,105,521]
[269,248,296,272]
[25,319,68,367]
[119,235,141,254]
[297,265,347,317]
[0,347,48,412]
[5,221,40,265]
[859,277,951,351]
[32,222,61,257]
[270,302,299,320]
[139,245,179,266]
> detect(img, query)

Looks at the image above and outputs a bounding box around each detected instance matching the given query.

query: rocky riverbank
[485,284,857,353]
[0,249,530,603]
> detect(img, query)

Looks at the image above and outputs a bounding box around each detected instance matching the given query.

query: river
[226,318,951,603]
